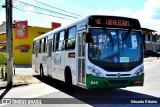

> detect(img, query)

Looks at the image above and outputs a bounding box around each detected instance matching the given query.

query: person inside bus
[89,43,102,60]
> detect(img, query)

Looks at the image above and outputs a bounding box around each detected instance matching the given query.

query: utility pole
[5,0,13,88]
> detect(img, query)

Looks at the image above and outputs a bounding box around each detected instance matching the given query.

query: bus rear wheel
[40,65,44,78]
[64,69,74,94]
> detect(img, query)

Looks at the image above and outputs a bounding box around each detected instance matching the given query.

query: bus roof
[33,15,141,41]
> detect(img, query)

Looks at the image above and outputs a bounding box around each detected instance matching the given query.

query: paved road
[0,58,160,107]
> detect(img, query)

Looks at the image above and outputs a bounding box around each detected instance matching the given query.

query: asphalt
[0,57,159,89]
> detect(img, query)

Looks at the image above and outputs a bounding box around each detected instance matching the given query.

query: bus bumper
[86,74,144,89]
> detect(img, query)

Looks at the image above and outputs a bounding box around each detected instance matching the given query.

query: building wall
[0,33,6,40]
[0,33,7,48]
[13,26,50,65]
[142,30,156,50]
[142,31,153,41]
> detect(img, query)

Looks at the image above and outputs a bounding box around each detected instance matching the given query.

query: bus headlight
[133,67,143,77]
[87,65,104,77]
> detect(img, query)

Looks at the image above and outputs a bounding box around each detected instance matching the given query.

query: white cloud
[24,6,35,14]
[48,17,73,27]
[28,16,74,28]
[95,0,160,33]
[0,12,6,25]
[133,0,160,33]
[23,0,45,4]
[96,8,132,17]
[57,0,64,4]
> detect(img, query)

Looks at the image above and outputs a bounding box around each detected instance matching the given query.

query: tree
[0,52,7,66]
[152,33,158,41]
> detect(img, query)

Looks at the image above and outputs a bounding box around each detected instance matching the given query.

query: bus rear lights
[133,80,142,84]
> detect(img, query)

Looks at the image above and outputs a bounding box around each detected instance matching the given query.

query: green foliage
[0,52,7,65]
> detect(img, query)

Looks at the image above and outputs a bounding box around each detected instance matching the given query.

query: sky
[0,0,160,33]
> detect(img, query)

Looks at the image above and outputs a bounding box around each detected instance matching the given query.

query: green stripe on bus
[86,74,144,89]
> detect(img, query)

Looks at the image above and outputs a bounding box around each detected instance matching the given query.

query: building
[0,21,51,65]
[0,22,7,52]
[141,28,158,50]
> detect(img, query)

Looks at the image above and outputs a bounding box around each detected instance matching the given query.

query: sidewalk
[0,67,40,89]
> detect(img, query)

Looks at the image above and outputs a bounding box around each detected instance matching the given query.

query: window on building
[148,34,150,41]
[21,49,29,53]
[56,31,65,51]
[65,27,77,50]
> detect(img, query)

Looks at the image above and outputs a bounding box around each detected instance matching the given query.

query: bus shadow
[34,75,158,106]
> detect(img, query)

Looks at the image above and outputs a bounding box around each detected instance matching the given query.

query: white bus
[32,15,144,91]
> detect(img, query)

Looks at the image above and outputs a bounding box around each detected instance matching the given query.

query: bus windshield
[88,28,143,63]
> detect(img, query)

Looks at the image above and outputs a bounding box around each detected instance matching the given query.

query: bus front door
[47,39,52,76]
[78,31,86,86]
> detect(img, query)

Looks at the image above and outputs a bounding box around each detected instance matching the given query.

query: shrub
[0,52,7,65]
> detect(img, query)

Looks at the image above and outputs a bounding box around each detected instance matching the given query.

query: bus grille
[108,80,129,85]
[106,74,131,77]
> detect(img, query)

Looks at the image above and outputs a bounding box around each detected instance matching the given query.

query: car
[144,50,160,58]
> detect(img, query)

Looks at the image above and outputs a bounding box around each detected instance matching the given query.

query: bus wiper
[102,27,114,49]
[122,29,132,48]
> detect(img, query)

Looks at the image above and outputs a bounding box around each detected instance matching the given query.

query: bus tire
[40,64,44,78]
[64,68,74,94]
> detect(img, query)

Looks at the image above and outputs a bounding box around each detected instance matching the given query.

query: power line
[13,6,75,21]
[32,0,82,17]
[14,0,79,19]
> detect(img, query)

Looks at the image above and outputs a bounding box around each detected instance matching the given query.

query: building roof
[142,28,156,32]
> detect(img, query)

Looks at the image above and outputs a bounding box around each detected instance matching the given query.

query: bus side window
[56,31,65,51]
[53,34,56,52]
[43,38,46,53]
[39,39,42,53]
[45,37,48,53]
[41,38,44,53]
[65,26,77,50]
[32,41,35,54]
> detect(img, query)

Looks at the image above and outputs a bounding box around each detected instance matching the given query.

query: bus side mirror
[86,33,93,43]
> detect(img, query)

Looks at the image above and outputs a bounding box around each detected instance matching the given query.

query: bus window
[32,41,35,54]
[56,31,65,51]
[41,38,44,53]
[39,39,42,53]
[53,34,56,52]
[66,27,77,50]
[43,38,46,53]
[45,37,48,52]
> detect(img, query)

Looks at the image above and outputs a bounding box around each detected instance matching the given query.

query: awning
[15,45,30,49]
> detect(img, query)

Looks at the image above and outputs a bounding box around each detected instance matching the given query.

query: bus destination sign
[89,16,141,30]
[106,19,129,27]
[95,18,129,27]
